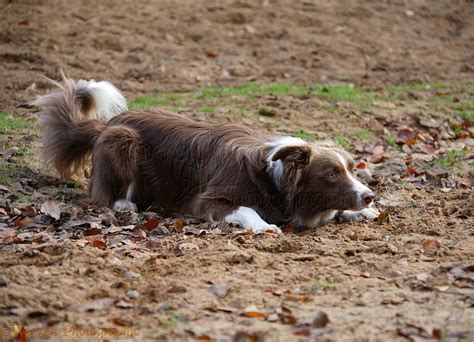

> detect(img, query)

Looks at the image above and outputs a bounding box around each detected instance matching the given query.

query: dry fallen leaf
[234,331,266,342]
[420,144,436,155]
[91,239,107,250]
[243,305,267,318]
[167,286,187,294]
[283,294,312,302]
[74,239,91,247]
[0,228,16,243]
[280,313,297,324]
[407,165,418,175]
[229,253,254,264]
[174,219,186,232]
[294,328,311,337]
[40,200,61,220]
[131,228,147,240]
[143,217,160,231]
[15,327,28,342]
[84,227,102,236]
[23,205,37,218]
[397,127,416,144]
[421,239,442,254]
[107,224,123,234]
[312,311,330,328]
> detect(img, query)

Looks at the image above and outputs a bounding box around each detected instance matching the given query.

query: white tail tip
[86,80,128,120]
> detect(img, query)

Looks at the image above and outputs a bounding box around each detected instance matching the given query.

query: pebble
[127,290,140,299]
[387,243,399,254]
[122,270,141,278]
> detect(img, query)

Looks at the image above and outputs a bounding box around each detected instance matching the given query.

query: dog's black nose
[361,191,375,205]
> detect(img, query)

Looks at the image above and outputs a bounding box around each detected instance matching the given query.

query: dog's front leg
[224,207,281,234]
[337,207,380,222]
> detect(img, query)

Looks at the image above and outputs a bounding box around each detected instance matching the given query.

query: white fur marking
[86,80,128,120]
[335,153,371,194]
[266,137,308,189]
[126,183,134,202]
[341,207,380,221]
[113,199,137,212]
[225,206,281,233]
[306,210,338,227]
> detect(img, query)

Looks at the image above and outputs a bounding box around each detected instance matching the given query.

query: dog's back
[99,110,275,216]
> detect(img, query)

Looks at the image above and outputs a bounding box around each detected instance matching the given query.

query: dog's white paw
[113,199,137,212]
[360,207,380,219]
[249,224,282,234]
[340,207,380,222]
[225,206,282,234]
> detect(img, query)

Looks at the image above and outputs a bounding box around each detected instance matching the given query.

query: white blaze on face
[335,152,373,208]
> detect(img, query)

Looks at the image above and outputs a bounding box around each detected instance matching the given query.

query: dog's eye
[327,171,338,178]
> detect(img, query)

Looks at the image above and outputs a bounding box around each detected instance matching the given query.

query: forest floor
[0,1,473,341]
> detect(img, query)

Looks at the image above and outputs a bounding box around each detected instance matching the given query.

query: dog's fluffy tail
[31,74,128,178]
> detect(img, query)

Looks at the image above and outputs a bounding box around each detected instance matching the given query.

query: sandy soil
[0,1,473,341]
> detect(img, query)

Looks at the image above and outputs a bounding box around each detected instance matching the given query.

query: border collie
[32,76,379,233]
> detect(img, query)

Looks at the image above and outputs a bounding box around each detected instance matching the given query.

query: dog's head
[268,139,375,226]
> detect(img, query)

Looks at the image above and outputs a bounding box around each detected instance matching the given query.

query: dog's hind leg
[89,125,141,211]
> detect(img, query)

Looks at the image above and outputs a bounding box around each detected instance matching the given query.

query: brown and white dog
[32,76,379,233]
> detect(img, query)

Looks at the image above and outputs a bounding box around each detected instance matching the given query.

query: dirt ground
[1,0,473,341]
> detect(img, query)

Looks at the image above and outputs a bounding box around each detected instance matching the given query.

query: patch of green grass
[312,278,334,290]
[292,128,319,141]
[334,135,351,149]
[0,162,37,185]
[313,85,377,107]
[0,163,22,184]
[129,93,190,110]
[454,100,474,113]
[0,112,35,133]
[164,314,186,329]
[16,193,30,203]
[430,150,470,169]
[459,111,473,121]
[1,143,29,157]
[196,82,311,100]
[130,83,384,111]
[386,82,447,94]
[59,179,82,189]
[354,129,374,140]
[385,135,398,148]
[200,105,215,113]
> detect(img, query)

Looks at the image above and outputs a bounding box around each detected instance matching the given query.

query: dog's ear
[272,145,312,167]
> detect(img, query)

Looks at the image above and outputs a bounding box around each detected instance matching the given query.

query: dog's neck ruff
[265,137,307,190]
